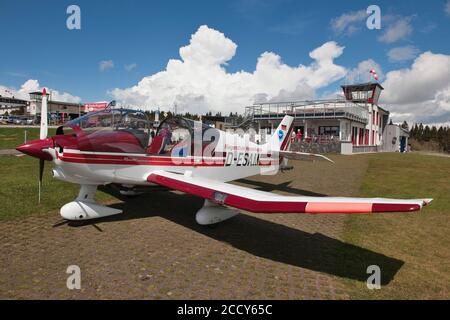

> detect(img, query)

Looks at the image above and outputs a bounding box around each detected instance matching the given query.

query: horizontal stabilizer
[279,151,334,163]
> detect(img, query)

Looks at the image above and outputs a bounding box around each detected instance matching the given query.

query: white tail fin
[269,115,294,151]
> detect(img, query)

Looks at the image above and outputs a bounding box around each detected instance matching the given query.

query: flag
[369,69,379,81]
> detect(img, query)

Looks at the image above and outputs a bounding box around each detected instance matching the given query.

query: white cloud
[380,52,450,124]
[378,16,413,43]
[124,63,137,71]
[99,60,114,72]
[0,79,81,103]
[330,10,367,35]
[346,59,383,83]
[446,1,450,16]
[111,25,347,114]
[387,46,420,63]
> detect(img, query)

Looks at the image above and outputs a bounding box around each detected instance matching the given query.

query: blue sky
[1,0,450,123]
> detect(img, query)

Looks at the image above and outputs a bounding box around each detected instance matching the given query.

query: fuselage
[17,109,292,188]
[49,147,278,186]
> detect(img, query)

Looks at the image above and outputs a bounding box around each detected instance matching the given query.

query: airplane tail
[269,115,294,151]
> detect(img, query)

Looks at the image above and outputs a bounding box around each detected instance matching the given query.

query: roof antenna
[106,100,116,109]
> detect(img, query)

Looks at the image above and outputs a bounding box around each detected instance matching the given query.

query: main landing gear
[195,199,240,225]
[60,185,122,220]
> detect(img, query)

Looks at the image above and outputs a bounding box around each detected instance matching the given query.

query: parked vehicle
[23,117,34,125]
[7,116,19,124]
[10,116,34,125]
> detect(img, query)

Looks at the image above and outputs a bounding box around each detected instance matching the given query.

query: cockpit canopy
[67,108,149,131]
[64,108,151,153]
[147,117,219,156]
[64,108,219,155]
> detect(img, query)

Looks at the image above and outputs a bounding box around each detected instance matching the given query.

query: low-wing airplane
[16,89,432,225]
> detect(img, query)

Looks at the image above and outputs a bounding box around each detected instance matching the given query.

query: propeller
[38,88,48,204]
[39,158,44,203]
[15,87,53,203]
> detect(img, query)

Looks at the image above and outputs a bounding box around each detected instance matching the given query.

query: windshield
[67,108,149,131]
[65,108,151,153]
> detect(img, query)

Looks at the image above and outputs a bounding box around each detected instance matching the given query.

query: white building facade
[245,83,390,153]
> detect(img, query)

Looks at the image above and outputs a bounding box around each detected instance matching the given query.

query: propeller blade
[38,159,44,204]
[40,88,48,140]
[39,158,45,182]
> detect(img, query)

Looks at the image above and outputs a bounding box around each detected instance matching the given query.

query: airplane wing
[147,170,432,214]
[279,150,334,163]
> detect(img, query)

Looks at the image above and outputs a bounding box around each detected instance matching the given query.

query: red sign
[84,102,108,113]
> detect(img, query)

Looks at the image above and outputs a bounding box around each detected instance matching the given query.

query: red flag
[370,69,379,81]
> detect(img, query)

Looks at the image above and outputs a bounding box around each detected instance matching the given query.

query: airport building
[383,123,410,153]
[244,82,397,154]
[202,115,240,131]
[0,95,28,115]
[27,91,83,122]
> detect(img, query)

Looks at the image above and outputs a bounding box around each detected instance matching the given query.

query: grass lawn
[342,153,450,299]
[0,127,57,149]
[0,156,115,221]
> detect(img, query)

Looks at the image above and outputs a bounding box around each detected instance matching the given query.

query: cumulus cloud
[99,60,114,72]
[330,10,367,35]
[378,16,413,43]
[111,25,347,114]
[387,46,420,63]
[0,79,81,103]
[446,1,450,16]
[381,52,450,125]
[346,59,383,83]
[124,63,137,71]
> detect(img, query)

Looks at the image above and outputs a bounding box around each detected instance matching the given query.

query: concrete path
[0,149,21,156]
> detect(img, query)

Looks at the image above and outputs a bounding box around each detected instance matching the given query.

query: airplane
[16,88,432,225]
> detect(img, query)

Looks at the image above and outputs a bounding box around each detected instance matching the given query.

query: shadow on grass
[67,184,403,285]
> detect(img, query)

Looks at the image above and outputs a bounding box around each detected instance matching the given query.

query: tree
[418,123,424,141]
[423,125,431,141]
[431,126,438,141]
[409,123,417,139]
[401,121,409,130]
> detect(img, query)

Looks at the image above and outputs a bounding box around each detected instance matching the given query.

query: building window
[319,126,339,136]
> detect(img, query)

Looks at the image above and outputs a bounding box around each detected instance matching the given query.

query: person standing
[296,129,302,142]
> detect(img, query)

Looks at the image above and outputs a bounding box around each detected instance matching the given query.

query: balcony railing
[245,99,369,124]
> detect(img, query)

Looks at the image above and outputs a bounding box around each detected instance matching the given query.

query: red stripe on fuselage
[56,151,276,167]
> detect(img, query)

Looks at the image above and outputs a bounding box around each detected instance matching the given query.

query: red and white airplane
[17,89,432,225]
